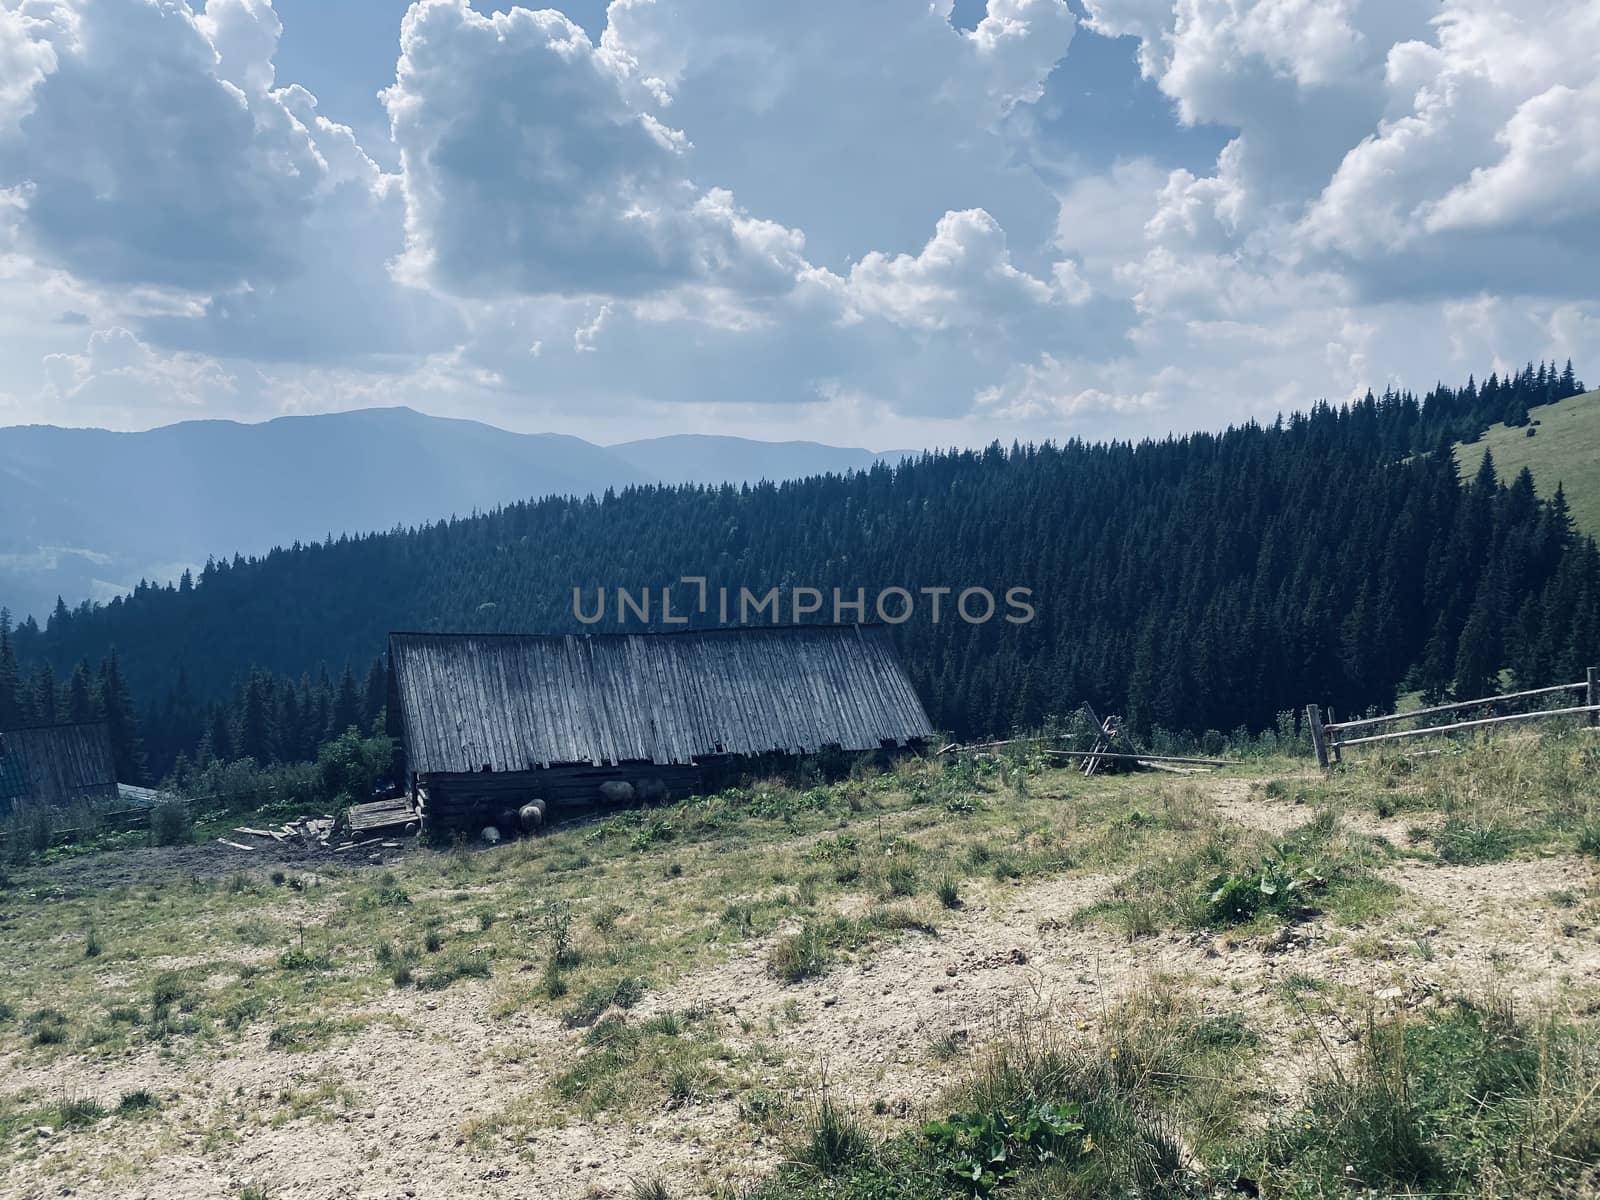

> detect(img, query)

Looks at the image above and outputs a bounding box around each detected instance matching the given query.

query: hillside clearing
[1456,387,1600,535]
[1,739,1598,1198]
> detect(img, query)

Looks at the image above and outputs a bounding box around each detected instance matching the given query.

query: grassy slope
[1455,387,1600,535]
[1,740,1598,1198]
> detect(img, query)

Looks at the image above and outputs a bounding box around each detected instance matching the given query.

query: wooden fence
[1306,668,1600,769]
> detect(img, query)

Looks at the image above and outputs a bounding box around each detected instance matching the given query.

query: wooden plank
[1083,713,1118,778]
[216,838,255,851]
[1043,750,1239,766]
[1335,703,1600,747]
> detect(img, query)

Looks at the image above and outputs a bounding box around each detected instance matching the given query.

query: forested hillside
[1,363,1595,780]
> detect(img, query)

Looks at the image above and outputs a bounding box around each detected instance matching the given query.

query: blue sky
[3,0,1598,449]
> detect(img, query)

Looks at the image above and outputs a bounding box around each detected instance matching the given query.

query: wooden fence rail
[1307,667,1600,769]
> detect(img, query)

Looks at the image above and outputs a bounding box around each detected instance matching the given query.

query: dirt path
[4,778,1597,1199]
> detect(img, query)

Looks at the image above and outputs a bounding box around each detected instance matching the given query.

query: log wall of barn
[418,762,703,832]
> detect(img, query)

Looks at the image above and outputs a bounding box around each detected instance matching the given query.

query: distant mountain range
[0,406,911,622]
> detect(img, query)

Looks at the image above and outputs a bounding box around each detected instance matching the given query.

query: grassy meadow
[0,731,1597,1197]
[1456,387,1600,535]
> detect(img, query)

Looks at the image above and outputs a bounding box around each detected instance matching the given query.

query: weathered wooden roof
[389,624,934,774]
[0,722,120,809]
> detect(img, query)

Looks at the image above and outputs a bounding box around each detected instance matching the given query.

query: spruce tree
[238,674,274,765]
[97,651,146,783]
[331,665,362,738]
[66,660,98,724]
[363,657,388,734]
[0,610,22,729]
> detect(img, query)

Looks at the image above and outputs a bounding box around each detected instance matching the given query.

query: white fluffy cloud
[957,0,1597,434]
[383,2,805,302]
[0,0,376,292]
[0,3,59,134]
[381,0,1082,352]
[43,326,234,412]
[814,209,1087,331]
[1298,1,1600,263]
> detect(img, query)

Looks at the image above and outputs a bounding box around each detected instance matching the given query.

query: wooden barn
[386,624,934,834]
[0,721,120,813]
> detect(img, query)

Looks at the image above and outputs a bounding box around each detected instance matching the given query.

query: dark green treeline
[3,363,1595,779]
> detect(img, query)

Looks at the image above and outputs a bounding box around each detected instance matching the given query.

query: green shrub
[1204,852,1324,926]
[923,1101,1085,1194]
[936,877,961,909]
[149,802,193,847]
[630,1175,671,1200]
[564,975,648,1027]
[277,947,332,971]
[221,996,266,1032]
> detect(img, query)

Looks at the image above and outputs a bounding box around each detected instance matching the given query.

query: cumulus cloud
[812,209,1085,330]
[43,326,234,409]
[1300,0,1600,263]
[1426,80,1600,232]
[960,0,1077,110]
[0,0,376,292]
[597,0,1072,270]
[382,0,1078,343]
[385,2,763,299]
[0,2,61,135]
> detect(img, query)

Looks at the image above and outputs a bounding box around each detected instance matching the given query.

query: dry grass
[0,731,1595,1197]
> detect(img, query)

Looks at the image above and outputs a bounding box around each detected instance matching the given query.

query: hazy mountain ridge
[0,407,906,621]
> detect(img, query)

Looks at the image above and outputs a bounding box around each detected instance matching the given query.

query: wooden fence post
[1589,667,1598,728]
[1306,704,1329,770]
[1326,707,1343,764]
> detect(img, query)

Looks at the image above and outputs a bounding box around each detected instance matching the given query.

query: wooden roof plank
[388,626,933,775]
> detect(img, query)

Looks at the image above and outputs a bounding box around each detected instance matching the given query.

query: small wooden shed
[387,624,934,832]
[0,721,120,813]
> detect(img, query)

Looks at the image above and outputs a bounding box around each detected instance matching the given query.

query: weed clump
[1432,815,1521,864]
[415,951,491,992]
[563,975,648,1027]
[1239,998,1600,1198]
[26,1007,69,1046]
[56,1095,107,1127]
[116,1089,159,1116]
[768,924,832,984]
